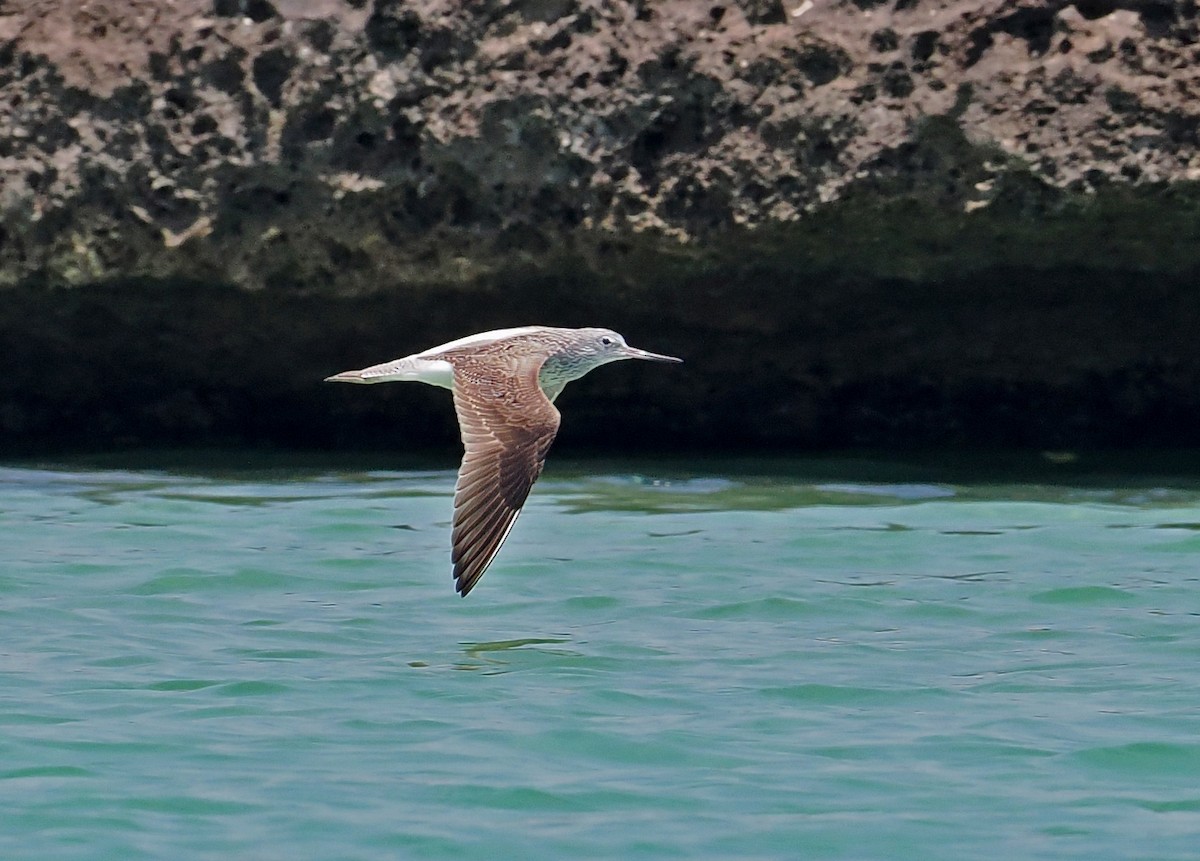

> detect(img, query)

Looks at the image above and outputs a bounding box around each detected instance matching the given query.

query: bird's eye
[600,336,614,346]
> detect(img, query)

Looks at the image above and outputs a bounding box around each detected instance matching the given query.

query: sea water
[2,454,1199,860]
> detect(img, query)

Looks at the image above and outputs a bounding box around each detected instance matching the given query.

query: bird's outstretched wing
[449,354,560,596]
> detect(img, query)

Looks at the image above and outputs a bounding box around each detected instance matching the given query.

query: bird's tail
[324,355,455,389]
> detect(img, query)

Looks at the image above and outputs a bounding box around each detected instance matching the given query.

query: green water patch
[0,712,82,726]
[236,649,332,661]
[124,795,261,816]
[689,596,815,620]
[131,566,294,594]
[156,492,332,507]
[87,655,158,669]
[532,727,747,770]
[562,595,622,611]
[214,680,291,697]
[914,736,1058,763]
[1138,798,1200,813]
[831,522,916,532]
[144,679,221,693]
[303,521,395,539]
[177,705,265,720]
[60,562,125,577]
[431,784,585,813]
[0,765,94,780]
[1030,586,1132,605]
[1073,742,1200,777]
[760,683,909,707]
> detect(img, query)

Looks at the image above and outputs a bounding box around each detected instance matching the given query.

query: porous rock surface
[2,0,1200,451]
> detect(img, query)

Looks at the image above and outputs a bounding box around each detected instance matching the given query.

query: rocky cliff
[3,0,1200,453]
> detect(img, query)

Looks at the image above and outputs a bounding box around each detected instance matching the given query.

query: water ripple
[4,457,1200,860]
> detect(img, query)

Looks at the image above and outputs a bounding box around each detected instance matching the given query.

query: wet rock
[2,0,1200,451]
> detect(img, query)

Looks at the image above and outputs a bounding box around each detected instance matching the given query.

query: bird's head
[573,328,683,368]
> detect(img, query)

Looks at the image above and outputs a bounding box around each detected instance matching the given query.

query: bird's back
[437,328,579,397]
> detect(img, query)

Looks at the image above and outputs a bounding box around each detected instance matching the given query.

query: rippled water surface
[3,454,1200,859]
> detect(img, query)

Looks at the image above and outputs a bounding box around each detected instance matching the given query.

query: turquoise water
[3,455,1200,860]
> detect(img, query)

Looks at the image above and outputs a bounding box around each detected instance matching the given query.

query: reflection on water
[461,637,573,655]
[456,638,577,674]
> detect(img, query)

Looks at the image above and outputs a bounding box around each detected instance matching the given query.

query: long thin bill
[625,346,683,363]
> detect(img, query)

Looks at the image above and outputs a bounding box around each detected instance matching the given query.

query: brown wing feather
[449,352,560,596]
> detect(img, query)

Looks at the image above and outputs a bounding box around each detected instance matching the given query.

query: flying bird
[326,326,682,596]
